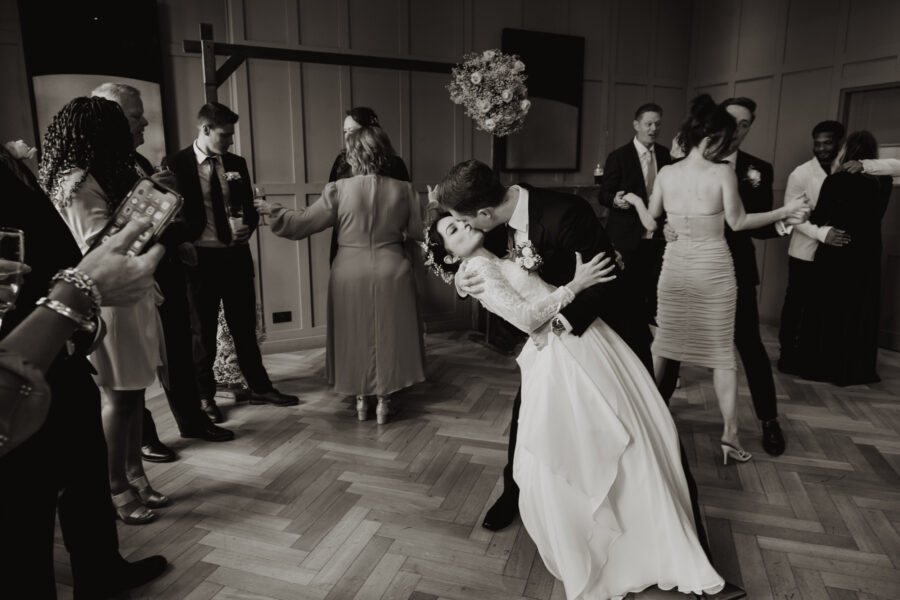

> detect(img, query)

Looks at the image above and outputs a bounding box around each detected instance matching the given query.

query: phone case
[90,178,184,257]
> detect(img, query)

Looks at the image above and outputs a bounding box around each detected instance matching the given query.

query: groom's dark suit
[486,185,709,556]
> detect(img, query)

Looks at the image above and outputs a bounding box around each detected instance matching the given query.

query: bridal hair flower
[420,226,457,285]
[447,49,530,137]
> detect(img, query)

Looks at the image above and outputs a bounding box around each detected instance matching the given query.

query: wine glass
[254,184,268,226]
[0,228,25,331]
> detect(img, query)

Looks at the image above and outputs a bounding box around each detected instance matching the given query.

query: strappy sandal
[112,488,156,525]
[129,475,170,508]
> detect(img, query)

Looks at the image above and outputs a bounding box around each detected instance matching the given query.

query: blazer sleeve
[599,149,623,209]
[747,161,780,240]
[550,202,621,336]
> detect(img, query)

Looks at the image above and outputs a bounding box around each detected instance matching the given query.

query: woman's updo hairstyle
[421,208,460,284]
[677,94,736,162]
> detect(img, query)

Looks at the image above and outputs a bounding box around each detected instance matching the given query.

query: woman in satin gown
[256,126,425,424]
[627,95,809,463]
[425,212,725,600]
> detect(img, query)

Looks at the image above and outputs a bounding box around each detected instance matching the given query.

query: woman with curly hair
[39,96,169,525]
[255,126,425,424]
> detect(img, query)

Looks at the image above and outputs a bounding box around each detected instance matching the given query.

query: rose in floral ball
[484,118,497,131]
[470,71,483,84]
[512,60,525,73]
[476,98,492,113]
[483,49,496,61]
[520,99,532,111]
[501,89,513,102]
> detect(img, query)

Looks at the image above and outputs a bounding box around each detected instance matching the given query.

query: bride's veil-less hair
[677,94,737,162]
[421,209,461,284]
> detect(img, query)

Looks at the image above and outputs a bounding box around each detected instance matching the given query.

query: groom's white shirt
[507,185,530,245]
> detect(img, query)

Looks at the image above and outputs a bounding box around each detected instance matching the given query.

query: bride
[424,213,725,599]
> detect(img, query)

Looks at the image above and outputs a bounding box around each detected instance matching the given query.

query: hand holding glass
[0,228,26,329]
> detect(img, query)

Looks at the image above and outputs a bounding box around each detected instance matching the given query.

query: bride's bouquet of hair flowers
[447,49,531,137]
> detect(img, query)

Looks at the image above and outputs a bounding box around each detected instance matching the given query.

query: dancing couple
[424,96,808,599]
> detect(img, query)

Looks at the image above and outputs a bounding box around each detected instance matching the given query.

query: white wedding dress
[463,255,724,600]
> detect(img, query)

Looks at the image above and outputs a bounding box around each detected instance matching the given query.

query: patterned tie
[207,156,231,245]
[644,147,657,195]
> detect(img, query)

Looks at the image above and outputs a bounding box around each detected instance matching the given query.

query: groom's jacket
[725,151,778,289]
[486,185,650,364]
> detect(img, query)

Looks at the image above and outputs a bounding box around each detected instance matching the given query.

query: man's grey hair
[91,82,141,105]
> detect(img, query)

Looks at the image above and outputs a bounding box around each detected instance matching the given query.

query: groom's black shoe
[482,491,518,531]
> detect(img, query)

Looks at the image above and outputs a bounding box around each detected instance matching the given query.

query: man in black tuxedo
[437,160,709,555]
[659,97,786,457]
[0,147,166,599]
[94,83,233,449]
[600,103,671,323]
[168,102,298,423]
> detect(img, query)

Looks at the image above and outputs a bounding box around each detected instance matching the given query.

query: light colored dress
[462,255,724,600]
[652,211,737,370]
[269,174,425,396]
[56,173,165,390]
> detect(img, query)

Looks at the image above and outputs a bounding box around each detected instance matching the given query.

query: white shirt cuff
[816,226,832,243]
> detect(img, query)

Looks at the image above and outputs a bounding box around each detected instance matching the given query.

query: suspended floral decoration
[447,49,530,137]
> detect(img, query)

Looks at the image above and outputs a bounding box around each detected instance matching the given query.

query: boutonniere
[223,171,242,182]
[513,240,543,272]
[745,165,762,188]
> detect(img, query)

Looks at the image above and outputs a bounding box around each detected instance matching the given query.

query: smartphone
[90,177,184,257]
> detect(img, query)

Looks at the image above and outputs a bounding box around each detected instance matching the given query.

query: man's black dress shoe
[73,554,167,600]
[180,421,234,442]
[200,398,224,423]
[141,440,176,463]
[250,388,300,406]
[762,418,786,456]
[482,491,519,531]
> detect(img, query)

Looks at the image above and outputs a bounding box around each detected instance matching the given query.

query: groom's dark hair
[436,159,506,216]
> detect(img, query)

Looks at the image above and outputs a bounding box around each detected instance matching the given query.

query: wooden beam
[183,39,454,75]
[215,54,246,85]
[200,23,218,103]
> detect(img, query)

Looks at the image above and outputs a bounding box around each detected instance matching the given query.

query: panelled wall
[1,0,692,352]
[688,0,900,344]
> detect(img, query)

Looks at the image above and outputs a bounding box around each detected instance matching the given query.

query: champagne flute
[0,228,25,331]
[254,184,268,226]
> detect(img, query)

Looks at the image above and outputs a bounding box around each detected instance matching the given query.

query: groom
[436,160,710,548]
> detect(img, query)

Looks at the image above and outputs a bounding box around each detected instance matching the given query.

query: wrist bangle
[50,268,102,313]
[35,297,98,333]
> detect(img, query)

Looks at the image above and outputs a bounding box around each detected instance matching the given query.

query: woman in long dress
[255,126,425,424]
[39,97,169,524]
[425,212,725,599]
[627,95,809,463]
[798,130,893,386]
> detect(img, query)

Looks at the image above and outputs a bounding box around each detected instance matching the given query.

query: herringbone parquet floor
[53,328,900,599]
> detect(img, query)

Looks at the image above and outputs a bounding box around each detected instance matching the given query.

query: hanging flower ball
[447,49,530,137]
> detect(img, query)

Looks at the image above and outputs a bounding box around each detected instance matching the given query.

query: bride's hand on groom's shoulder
[455,265,485,296]
[569,251,616,293]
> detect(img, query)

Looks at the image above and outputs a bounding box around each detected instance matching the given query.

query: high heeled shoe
[375,397,394,425]
[111,489,156,525]
[721,441,752,465]
[356,396,370,421]
[129,474,170,508]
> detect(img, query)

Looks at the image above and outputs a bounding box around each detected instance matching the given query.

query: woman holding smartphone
[39,97,169,525]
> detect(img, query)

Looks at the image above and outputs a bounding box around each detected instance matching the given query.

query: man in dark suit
[0,146,166,599]
[659,97,786,457]
[168,102,298,423]
[600,103,672,325]
[93,83,233,450]
[438,160,708,554]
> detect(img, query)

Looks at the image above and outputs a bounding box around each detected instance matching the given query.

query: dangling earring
[443,254,460,265]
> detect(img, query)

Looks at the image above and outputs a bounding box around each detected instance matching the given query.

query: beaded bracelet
[35,297,98,333]
[50,268,102,313]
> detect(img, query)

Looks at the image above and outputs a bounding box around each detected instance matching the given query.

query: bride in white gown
[425,213,725,600]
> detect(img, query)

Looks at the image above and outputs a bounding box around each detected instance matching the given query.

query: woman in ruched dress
[629,95,809,463]
[255,126,425,424]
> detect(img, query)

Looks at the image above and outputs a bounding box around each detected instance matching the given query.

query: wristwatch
[551,317,566,336]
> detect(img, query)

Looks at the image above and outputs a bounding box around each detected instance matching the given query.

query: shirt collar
[193,140,218,165]
[507,185,529,234]
[633,137,655,156]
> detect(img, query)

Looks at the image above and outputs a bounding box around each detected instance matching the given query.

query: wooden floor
[54,328,900,600]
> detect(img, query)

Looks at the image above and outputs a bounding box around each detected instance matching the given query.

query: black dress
[798,172,892,386]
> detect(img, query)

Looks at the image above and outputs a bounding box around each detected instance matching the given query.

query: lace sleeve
[464,256,575,334]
